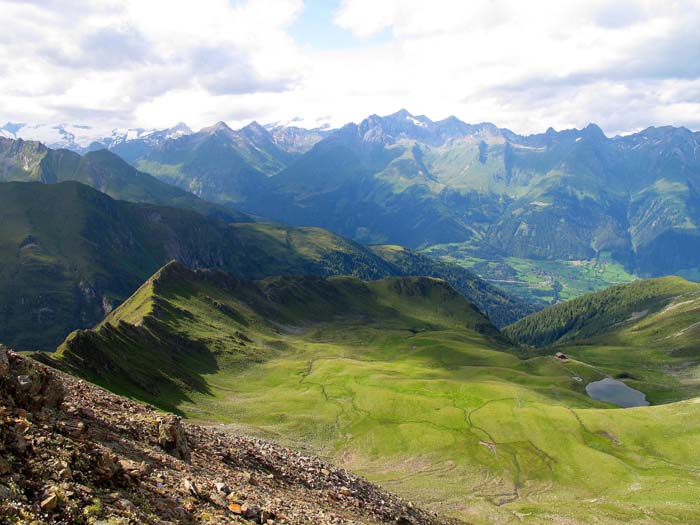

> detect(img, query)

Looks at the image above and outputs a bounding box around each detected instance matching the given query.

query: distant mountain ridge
[0,136,250,223]
[9,111,700,278]
[197,109,700,278]
[107,120,331,206]
[1,120,329,157]
[0,121,193,154]
[264,123,333,154]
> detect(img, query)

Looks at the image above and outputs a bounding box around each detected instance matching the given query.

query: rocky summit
[0,346,448,525]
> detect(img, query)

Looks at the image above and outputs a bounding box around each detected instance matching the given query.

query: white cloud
[0,0,305,128]
[325,0,700,134]
[0,0,699,134]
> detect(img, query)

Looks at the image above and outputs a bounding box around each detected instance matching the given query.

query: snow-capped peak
[264,115,335,131]
[0,121,194,153]
[408,115,428,128]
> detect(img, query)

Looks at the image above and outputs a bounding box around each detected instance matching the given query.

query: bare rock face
[158,414,191,461]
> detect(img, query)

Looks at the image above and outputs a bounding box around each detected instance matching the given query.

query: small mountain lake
[585,378,649,408]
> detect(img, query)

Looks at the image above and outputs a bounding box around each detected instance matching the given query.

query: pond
[585,377,649,408]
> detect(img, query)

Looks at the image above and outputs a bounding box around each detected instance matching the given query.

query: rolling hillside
[42,261,700,524]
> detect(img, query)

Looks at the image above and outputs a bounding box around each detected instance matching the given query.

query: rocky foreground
[0,347,451,524]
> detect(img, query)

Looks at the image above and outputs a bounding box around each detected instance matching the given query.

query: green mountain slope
[116,121,292,205]
[48,261,502,409]
[42,262,700,524]
[370,244,539,325]
[0,181,529,349]
[504,277,696,347]
[0,136,249,223]
[505,277,700,402]
[242,118,479,247]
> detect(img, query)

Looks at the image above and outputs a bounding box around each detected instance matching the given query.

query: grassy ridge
[504,276,696,346]
[45,263,700,524]
[0,181,531,349]
[47,262,503,410]
[371,245,540,325]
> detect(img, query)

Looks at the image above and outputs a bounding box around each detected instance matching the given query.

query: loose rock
[0,345,9,377]
[40,493,58,512]
[0,349,448,525]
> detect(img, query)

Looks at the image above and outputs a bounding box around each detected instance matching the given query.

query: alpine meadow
[2,1,700,525]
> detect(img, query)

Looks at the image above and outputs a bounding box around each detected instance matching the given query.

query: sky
[1,0,700,136]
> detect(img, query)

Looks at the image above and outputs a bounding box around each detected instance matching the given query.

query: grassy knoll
[44,263,700,524]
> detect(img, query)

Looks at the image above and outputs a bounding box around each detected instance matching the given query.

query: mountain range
[0,121,192,154]
[58,110,700,281]
[0,120,330,157]
[4,109,700,524]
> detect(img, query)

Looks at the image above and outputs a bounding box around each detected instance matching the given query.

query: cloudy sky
[1,0,699,135]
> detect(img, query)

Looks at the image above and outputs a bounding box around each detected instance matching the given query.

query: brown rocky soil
[0,346,455,525]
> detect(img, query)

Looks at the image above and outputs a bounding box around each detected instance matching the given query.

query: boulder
[182,478,198,498]
[95,450,122,481]
[3,350,64,412]
[40,493,58,512]
[0,345,9,377]
[157,415,190,461]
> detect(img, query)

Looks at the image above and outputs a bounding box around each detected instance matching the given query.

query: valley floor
[178,325,700,525]
[422,243,637,305]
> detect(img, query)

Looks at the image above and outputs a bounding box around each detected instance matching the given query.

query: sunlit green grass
[50,267,700,524]
[421,242,638,305]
